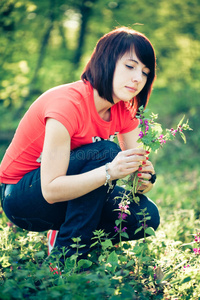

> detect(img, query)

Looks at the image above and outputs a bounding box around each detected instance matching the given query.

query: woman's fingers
[137,172,152,181]
[124,148,149,157]
[109,148,149,179]
[138,160,155,174]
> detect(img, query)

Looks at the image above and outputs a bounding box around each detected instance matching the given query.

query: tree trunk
[73,0,96,66]
[13,0,56,119]
[31,0,56,86]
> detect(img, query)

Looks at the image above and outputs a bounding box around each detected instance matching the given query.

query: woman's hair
[81,27,156,111]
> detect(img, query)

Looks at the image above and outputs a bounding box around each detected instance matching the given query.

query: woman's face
[112,48,150,104]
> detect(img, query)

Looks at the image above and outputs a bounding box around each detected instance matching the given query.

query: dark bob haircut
[81,27,156,111]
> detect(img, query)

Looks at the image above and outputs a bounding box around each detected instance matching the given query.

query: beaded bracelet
[104,163,114,192]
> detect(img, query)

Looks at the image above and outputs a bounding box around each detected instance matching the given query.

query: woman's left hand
[136,160,156,193]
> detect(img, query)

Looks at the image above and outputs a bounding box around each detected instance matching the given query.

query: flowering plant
[136,105,192,152]
[193,232,200,255]
[114,106,192,241]
[129,105,192,203]
[114,194,130,246]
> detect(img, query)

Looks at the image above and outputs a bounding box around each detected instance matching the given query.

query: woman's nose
[131,70,142,83]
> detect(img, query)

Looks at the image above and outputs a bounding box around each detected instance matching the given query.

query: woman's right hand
[108,148,149,180]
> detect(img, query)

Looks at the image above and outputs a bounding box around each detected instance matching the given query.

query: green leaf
[132,195,140,204]
[121,232,129,239]
[134,226,143,234]
[177,115,185,127]
[126,259,135,267]
[162,271,174,281]
[179,131,186,143]
[115,219,121,226]
[137,211,144,215]
[180,276,191,284]
[98,254,106,262]
[77,259,92,269]
[70,254,78,261]
[90,241,98,248]
[106,251,118,272]
[22,282,37,290]
[71,237,81,242]
[145,227,156,236]
[34,251,45,258]
[141,256,151,262]
[101,239,113,250]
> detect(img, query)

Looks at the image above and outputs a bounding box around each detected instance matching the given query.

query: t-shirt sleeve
[43,95,80,137]
[120,117,139,134]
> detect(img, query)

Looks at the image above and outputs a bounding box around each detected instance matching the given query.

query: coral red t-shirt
[0,81,139,184]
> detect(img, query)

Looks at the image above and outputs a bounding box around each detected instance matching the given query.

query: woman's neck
[93,89,113,121]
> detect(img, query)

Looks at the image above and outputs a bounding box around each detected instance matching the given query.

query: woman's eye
[142,71,149,76]
[125,65,134,69]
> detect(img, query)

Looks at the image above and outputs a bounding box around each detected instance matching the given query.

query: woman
[0,27,159,263]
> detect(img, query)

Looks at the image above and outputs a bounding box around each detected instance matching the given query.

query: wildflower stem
[119,220,122,247]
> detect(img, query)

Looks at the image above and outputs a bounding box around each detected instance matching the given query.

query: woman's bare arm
[41,119,148,204]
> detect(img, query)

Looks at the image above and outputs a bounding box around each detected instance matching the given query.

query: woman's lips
[125,86,137,92]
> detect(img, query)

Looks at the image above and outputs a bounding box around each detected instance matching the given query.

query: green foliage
[0,215,200,299]
[0,0,199,108]
[1,168,200,299]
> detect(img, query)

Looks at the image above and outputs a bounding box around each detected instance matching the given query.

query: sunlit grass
[0,166,200,299]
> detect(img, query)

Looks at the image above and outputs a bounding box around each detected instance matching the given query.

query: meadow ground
[0,167,200,300]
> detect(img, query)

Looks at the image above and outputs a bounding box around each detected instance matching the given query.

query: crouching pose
[0,27,160,262]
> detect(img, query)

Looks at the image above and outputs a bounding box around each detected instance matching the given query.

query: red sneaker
[47,230,58,256]
[49,263,62,275]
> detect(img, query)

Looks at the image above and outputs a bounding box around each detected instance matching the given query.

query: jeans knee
[147,201,160,231]
[135,194,160,231]
[96,140,121,161]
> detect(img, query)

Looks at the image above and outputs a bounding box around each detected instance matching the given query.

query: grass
[0,167,200,300]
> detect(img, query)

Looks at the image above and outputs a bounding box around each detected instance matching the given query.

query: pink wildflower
[183,265,190,270]
[158,134,166,145]
[194,233,200,243]
[195,236,200,242]
[114,226,119,232]
[122,227,127,232]
[118,203,129,211]
[140,119,143,125]
[142,223,148,228]
[193,248,200,254]
[170,128,178,136]
[7,222,13,228]
[139,131,144,139]
[118,212,127,220]
[160,139,166,145]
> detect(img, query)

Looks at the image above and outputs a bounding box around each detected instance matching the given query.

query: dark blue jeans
[1,141,160,258]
